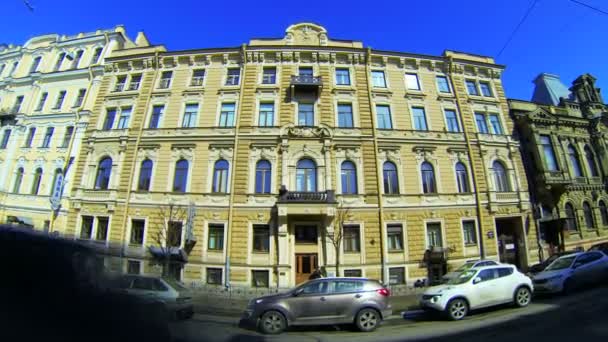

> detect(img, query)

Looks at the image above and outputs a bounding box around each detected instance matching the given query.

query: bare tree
[323,204,351,276]
[149,203,187,278]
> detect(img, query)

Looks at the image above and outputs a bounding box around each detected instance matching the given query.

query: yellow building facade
[62,23,536,288]
[0,27,144,231]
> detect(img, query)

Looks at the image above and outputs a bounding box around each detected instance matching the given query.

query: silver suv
[241,277,392,334]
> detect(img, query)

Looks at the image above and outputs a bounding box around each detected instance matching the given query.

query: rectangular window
[24,127,35,147]
[117,107,132,129]
[71,50,83,69]
[372,71,386,88]
[159,71,172,89]
[61,126,74,148]
[466,80,479,95]
[53,91,66,110]
[182,103,198,128]
[127,260,141,275]
[389,267,405,285]
[207,268,223,285]
[412,107,428,131]
[252,270,269,288]
[488,114,503,134]
[149,105,164,129]
[253,224,270,253]
[13,96,24,113]
[405,73,421,90]
[436,76,451,93]
[168,221,182,247]
[73,89,86,107]
[114,76,127,92]
[387,224,404,251]
[262,67,276,84]
[0,129,11,149]
[225,68,240,86]
[337,103,354,128]
[479,82,493,97]
[426,222,443,248]
[444,109,460,132]
[540,135,558,171]
[298,103,314,126]
[103,108,116,130]
[130,219,145,245]
[190,69,205,86]
[298,67,313,77]
[41,127,54,148]
[219,103,235,127]
[128,74,141,91]
[258,103,274,127]
[80,216,94,239]
[295,225,317,244]
[91,47,103,64]
[343,225,361,252]
[462,220,477,245]
[54,53,65,71]
[36,92,48,111]
[10,61,19,76]
[376,105,392,129]
[30,56,41,74]
[475,113,489,134]
[336,68,351,85]
[208,224,224,251]
[96,217,109,241]
[344,269,362,277]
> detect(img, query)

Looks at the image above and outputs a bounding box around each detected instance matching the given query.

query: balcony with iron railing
[290,75,322,89]
[537,170,572,186]
[278,189,336,203]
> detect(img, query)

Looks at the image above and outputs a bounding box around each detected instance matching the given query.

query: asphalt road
[168,284,608,342]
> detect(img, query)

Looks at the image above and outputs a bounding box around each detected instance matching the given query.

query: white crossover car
[532,251,608,294]
[420,264,533,320]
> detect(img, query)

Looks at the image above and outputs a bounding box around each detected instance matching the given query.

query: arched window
[341,161,358,194]
[173,159,189,192]
[95,157,112,190]
[31,168,43,195]
[421,162,436,194]
[584,146,599,177]
[138,159,153,191]
[255,160,271,194]
[492,161,510,192]
[568,145,583,177]
[296,159,317,192]
[599,200,608,226]
[13,167,24,193]
[50,168,62,196]
[455,162,470,193]
[583,202,595,229]
[213,159,229,193]
[383,161,399,195]
[565,203,577,231]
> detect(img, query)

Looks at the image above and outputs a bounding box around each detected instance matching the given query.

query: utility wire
[496,0,539,58]
[569,0,608,16]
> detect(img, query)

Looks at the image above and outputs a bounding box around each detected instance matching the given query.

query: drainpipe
[446,56,486,259]
[365,48,387,284]
[118,51,162,253]
[225,44,248,289]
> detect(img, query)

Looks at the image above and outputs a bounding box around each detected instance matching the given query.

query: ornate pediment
[529,107,557,122]
[280,123,333,139]
[285,23,328,46]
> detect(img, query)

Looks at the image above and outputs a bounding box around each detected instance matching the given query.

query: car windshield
[455,262,477,272]
[545,255,576,271]
[447,270,477,285]
[163,277,187,291]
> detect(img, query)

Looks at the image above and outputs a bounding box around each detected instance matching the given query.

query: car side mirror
[473,277,482,284]
[293,288,303,297]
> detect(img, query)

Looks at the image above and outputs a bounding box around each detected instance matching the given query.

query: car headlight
[430,295,442,303]
[255,299,264,304]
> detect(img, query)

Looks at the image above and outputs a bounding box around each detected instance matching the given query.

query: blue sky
[2,0,607,101]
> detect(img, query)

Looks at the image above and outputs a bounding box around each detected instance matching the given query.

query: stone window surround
[168,147,195,193]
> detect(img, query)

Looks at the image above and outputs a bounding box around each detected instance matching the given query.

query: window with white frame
[158,71,173,89]
[258,102,274,127]
[336,68,351,85]
[337,103,354,128]
[426,222,443,248]
[340,160,358,194]
[35,92,48,111]
[436,76,451,93]
[462,220,477,245]
[53,91,66,110]
[479,81,493,97]
[173,159,189,192]
[488,114,503,134]
[253,224,270,252]
[405,73,421,90]
[117,107,132,129]
[130,219,145,245]
[149,105,164,129]
[30,56,41,74]
[444,109,460,132]
[219,103,235,127]
[191,69,205,86]
[208,224,224,251]
[387,224,403,251]
[114,76,127,92]
[465,80,479,95]
[74,89,86,107]
[412,107,428,131]
[371,71,386,88]
[213,159,230,193]
[182,103,198,128]
[455,162,470,193]
[128,74,142,91]
[262,67,276,84]
[225,68,240,86]
[298,102,314,126]
[96,217,109,241]
[41,127,54,148]
[24,127,35,147]
[80,216,94,239]
[376,105,392,129]
[0,129,11,149]
[343,225,361,252]
[475,113,489,134]
[492,161,511,192]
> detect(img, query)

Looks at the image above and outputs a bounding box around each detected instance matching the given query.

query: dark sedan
[528,251,576,274]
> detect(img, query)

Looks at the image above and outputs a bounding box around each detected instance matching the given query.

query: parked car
[111,274,194,320]
[588,242,608,254]
[442,259,499,283]
[241,277,392,334]
[420,264,533,321]
[528,251,577,275]
[532,251,608,294]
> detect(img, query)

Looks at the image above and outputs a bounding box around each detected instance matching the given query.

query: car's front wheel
[445,298,468,321]
[258,310,286,334]
[514,286,532,307]
[355,308,380,332]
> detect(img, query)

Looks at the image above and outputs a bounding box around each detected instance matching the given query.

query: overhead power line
[569,0,608,16]
[496,0,539,59]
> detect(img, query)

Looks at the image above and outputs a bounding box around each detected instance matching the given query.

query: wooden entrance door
[295,253,318,284]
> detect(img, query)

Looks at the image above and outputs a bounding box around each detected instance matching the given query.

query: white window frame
[374,102,394,129]
[127,216,148,247]
[259,65,278,85]
[409,104,430,131]
[180,102,200,128]
[442,106,461,133]
[147,102,166,129]
[334,66,353,87]
[385,221,407,254]
[256,99,277,127]
[189,68,207,87]
[167,156,193,193]
[371,69,388,88]
[460,218,479,247]
[295,100,317,127]
[435,74,452,94]
[424,219,446,249]
[405,73,422,91]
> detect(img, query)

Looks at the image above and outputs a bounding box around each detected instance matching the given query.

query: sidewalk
[191,292,421,318]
